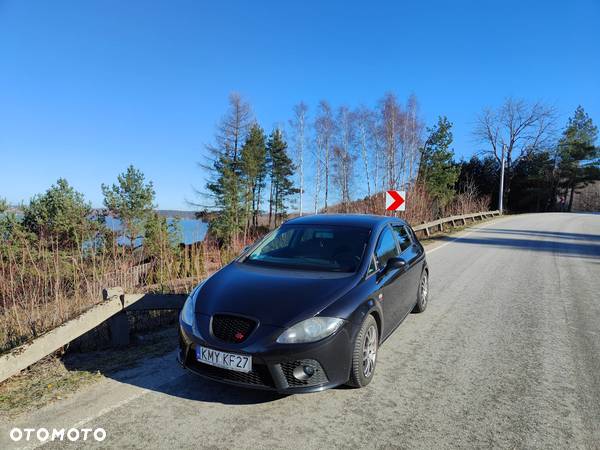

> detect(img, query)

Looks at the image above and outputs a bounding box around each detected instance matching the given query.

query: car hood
[195,262,357,328]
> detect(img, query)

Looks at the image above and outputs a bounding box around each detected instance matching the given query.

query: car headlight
[180,291,197,326]
[276,317,345,344]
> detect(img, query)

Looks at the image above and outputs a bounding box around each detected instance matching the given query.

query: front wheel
[347,314,378,388]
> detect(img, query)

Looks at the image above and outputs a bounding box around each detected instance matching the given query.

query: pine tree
[557,106,599,211]
[418,116,460,213]
[101,166,156,248]
[203,94,252,244]
[240,124,267,236]
[206,153,241,243]
[23,178,94,248]
[267,130,298,227]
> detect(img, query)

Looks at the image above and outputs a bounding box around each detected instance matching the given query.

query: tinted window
[406,225,418,242]
[367,255,377,275]
[392,225,412,252]
[245,225,370,272]
[374,227,398,268]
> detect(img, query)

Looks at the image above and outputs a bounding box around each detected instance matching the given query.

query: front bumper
[178,318,354,394]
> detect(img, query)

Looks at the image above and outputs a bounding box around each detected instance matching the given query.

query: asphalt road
[2,213,600,449]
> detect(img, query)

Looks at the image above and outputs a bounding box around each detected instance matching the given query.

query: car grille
[187,355,274,388]
[211,314,256,343]
[280,359,328,387]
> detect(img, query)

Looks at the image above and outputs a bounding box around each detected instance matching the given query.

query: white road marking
[21,362,187,450]
[17,387,152,450]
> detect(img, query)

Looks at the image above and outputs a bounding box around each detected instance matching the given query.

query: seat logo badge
[234,331,245,342]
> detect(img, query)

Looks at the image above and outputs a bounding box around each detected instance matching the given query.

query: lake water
[104,216,208,246]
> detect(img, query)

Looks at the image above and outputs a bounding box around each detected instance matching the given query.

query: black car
[178,214,429,393]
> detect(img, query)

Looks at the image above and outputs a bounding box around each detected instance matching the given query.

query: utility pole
[498,144,506,214]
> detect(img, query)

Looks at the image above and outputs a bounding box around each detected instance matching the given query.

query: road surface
[2,213,600,449]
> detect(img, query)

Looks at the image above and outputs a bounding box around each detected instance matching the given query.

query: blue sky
[1,0,598,210]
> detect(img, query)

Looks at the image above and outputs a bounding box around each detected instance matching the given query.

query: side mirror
[384,257,407,273]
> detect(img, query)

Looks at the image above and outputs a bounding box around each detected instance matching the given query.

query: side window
[299,229,313,242]
[367,255,378,275]
[392,225,412,252]
[374,227,398,268]
[407,226,420,247]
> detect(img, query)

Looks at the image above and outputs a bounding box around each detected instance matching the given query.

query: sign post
[386,190,406,211]
[498,144,505,214]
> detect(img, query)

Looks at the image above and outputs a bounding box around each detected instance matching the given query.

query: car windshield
[244,225,371,272]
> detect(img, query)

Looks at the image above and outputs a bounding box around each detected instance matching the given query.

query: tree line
[200,93,599,245]
[1,166,166,257]
[468,102,598,212]
[1,95,598,251]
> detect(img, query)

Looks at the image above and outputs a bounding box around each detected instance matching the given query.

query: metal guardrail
[0,210,500,384]
[412,210,501,237]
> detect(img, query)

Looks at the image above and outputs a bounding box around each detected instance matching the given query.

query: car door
[373,225,410,335]
[391,224,422,314]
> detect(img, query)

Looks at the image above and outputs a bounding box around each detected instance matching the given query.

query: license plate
[196,346,252,373]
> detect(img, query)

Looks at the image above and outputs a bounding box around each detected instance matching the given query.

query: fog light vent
[281,359,328,386]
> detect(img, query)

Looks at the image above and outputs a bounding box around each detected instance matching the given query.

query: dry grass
[0,237,137,353]
[327,183,491,225]
[0,233,229,355]
[0,355,101,419]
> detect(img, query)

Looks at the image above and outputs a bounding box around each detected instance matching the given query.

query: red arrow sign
[386,190,406,211]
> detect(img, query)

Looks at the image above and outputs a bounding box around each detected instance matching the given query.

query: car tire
[412,269,429,313]
[347,314,378,388]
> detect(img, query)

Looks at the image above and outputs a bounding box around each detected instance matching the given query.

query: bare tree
[402,94,424,186]
[289,102,308,216]
[312,142,322,214]
[369,111,385,195]
[314,101,335,212]
[334,106,356,211]
[354,106,375,199]
[211,92,253,163]
[474,97,556,203]
[333,145,355,211]
[378,93,403,190]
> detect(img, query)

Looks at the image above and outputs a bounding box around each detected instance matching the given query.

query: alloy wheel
[421,273,429,307]
[362,325,377,377]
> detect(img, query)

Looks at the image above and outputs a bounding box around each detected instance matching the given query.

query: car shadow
[62,336,288,406]
[151,367,289,405]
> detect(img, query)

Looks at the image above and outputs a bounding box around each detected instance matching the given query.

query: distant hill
[4,205,23,215]
[155,210,198,219]
[90,209,200,219]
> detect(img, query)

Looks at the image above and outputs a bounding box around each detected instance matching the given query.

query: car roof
[284,213,405,229]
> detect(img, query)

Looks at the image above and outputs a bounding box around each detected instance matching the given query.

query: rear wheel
[412,270,429,313]
[347,314,378,388]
